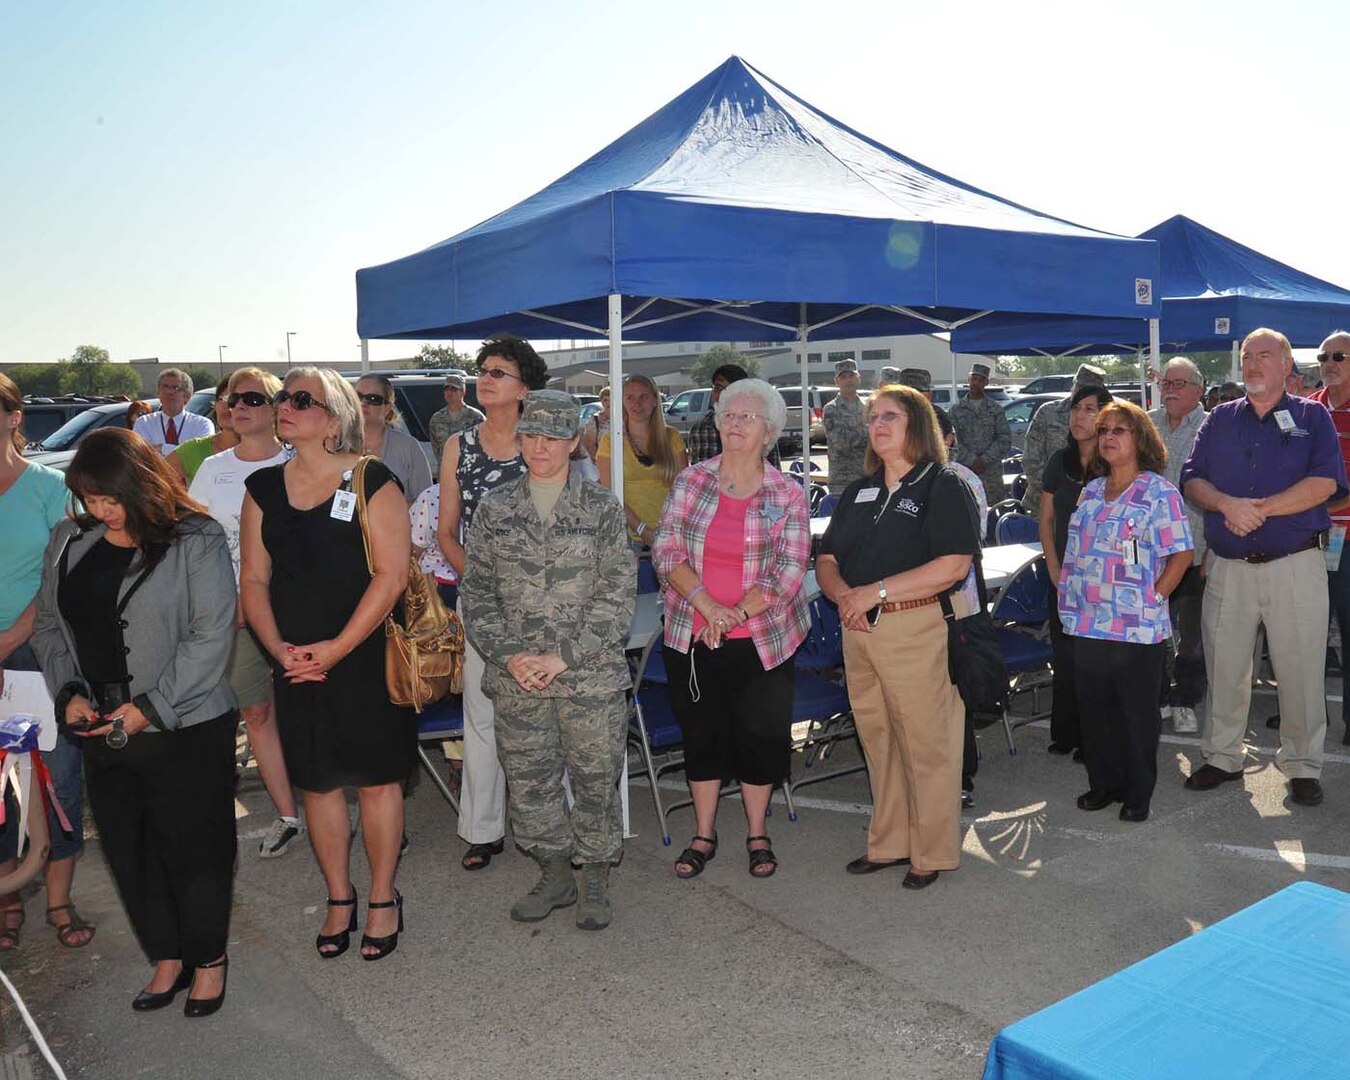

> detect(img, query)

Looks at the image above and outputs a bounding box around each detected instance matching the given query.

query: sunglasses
[479,366,521,381]
[273,389,332,413]
[227,391,270,409]
[1097,425,1132,438]
[357,393,389,406]
[1318,351,1349,364]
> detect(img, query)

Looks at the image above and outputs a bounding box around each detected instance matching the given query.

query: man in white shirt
[133,368,212,454]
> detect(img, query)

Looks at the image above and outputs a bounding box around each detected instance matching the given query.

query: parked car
[18,395,135,446]
[930,385,1013,409]
[1016,375,1077,396]
[777,385,835,451]
[344,373,482,479]
[663,388,713,436]
[1002,392,1068,451]
[22,399,163,471]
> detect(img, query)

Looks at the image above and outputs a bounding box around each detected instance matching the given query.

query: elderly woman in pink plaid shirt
[652,378,811,881]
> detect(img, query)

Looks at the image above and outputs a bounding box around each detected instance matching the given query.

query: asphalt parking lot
[3,685,1347,1080]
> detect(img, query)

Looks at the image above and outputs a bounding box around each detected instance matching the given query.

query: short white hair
[714,378,786,454]
[158,367,193,393]
[1162,357,1203,385]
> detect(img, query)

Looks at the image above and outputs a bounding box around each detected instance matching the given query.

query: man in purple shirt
[1179,328,1348,806]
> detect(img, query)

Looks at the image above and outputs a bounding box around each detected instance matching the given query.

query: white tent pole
[797,305,809,475]
[607,294,624,495]
[1231,340,1240,382]
[1147,318,1160,410]
[360,338,370,374]
[950,349,958,405]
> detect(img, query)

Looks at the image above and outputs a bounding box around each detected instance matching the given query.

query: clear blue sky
[3,0,1347,367]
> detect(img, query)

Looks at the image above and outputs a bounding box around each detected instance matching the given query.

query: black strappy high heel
[183,955,229,1019]
[361,892,403,962]
[316,892,358,959]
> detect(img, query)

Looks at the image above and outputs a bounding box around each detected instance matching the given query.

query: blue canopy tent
[951,215,1350,388]
[356,55,1160,465]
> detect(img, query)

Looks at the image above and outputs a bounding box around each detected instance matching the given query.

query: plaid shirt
[652,457,811,669]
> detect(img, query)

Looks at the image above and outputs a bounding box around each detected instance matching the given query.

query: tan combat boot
[509,855,576,922]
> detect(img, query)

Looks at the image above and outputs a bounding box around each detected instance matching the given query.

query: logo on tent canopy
[1135,279,1153,306]
[1215,317,1231,335]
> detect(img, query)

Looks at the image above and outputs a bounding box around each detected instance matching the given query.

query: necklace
[626,426,653,467]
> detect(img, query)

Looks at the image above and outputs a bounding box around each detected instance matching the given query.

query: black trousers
[1073,638,1165,811]
[84,712,238,968]
[664,639,794,786]
[1160,566,1206,708]
[1048,602,1080,749]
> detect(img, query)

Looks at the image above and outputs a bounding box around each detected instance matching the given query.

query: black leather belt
[89,681,133,714]
[1241,536,1322,565]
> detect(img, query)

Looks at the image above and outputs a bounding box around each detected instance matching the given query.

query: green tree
[415,343,472,369]
[3,364,65,396]
[185,367,221,394]
[689,343,759,386]
[61,345,112,394]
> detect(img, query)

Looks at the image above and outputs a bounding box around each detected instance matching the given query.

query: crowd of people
[0,325,1347,1015]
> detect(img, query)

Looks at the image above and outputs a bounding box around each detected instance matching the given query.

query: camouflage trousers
[494,691,627,864]
[977,465,1006,505]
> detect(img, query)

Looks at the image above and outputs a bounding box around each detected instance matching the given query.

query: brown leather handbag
[353,457,464,710]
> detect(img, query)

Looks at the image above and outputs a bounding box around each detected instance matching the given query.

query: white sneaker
[1160,705,1174,721]
[259,816,305,858]
[1172,706,1199,735]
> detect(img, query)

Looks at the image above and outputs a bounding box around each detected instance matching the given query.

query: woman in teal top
[0,374,93,950]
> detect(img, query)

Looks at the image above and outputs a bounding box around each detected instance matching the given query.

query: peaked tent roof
[356,56,1158,343]
[951,215,1350,356]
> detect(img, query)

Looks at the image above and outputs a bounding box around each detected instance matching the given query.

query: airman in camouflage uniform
[1020,363,1107,510]
[460,390,636,931]
[428,373,486,460]
[950,362,1013,505]
[822,359,869,494]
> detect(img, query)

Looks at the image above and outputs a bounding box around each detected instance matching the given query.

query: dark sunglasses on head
[272,389,332,413]
[357,393,389,406]
[1318,351,1349,364]
[479,367,521,381]
[227,391,270,409]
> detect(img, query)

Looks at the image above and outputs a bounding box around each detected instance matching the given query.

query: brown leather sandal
[46,903,96,948]
[0,905,24,951]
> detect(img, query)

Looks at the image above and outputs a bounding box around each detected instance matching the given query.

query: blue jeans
[0,642,85,862]
[1330,566,1350,726]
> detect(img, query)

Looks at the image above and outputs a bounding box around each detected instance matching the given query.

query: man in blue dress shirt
[1179,329,1348,807]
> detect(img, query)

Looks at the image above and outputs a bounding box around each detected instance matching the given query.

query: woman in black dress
[240,367,413,961]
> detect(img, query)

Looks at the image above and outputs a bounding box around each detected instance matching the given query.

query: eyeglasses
[159,384,186,394]
[868,410,905,426]
[1097,425,1132,438]
[228,391,270,409]
[273,389,333,413]
[479,366,521,381]
[1158,378,1199,390]
[1318,351,1349,364]
[357,393,389,406]
[720,411,763,427]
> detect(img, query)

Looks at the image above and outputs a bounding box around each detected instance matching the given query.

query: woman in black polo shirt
[817,386,980,890]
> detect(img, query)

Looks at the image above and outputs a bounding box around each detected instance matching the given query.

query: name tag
[855,487,880,504]
[1121,537,1140,565]
[331,490,357,521]
[1274,410,1295,433]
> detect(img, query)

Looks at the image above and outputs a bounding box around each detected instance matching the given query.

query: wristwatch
[877,581,888,603]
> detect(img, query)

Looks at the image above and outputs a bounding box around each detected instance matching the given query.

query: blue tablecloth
[983,881,1350,1079]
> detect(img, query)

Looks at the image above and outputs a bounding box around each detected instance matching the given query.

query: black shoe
[1184,764,1244,791]
[674,833,718,879]
[845,855,909,875]
[132,966,193,1012]
[1290,778,1324,807]
[1046,742,1077,756]
[361,892,403,962]
[315,892,358,959]
[183,956,228,1019]
[902,869,940,890]
[1072,748,1085,763]
[1266,713,1281,730]
[1076,789,1124,811]
[1119,805,1150,823]
[961,789,974,809]
[461,839,504,871]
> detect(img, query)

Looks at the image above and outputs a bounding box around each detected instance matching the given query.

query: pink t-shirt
[691,494,753,640]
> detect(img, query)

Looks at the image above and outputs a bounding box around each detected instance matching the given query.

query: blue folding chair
[415,695,465,815]
[636,557,660,594]
[814,492,841,519]
[1010,473,1029,504]
[995,512,1041,546]
[986,499,1025,545]
[991,556,1055,754]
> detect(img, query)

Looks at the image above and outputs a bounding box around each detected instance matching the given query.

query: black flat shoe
[845,855,909,875]
[1076,789,1124,812]
[746,835,778,879]
[1046,742,1077,756]
[316,892,358,959]
[902,869,940,890]
[183,956,228,1019]
[132,966,193,1012]
[1119,805,1150,823]
[461,840,504,871]
[361,892,403,962]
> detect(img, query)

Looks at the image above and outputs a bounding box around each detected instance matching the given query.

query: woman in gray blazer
[30,428,239,1019]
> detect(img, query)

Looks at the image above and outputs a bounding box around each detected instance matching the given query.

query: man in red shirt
[1309,329,1350,745]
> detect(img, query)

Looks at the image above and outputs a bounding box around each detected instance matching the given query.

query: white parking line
[1208,843,1350,872]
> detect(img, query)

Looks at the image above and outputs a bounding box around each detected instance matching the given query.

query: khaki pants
[843,603,964,871]
[1201,549,1329,778]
